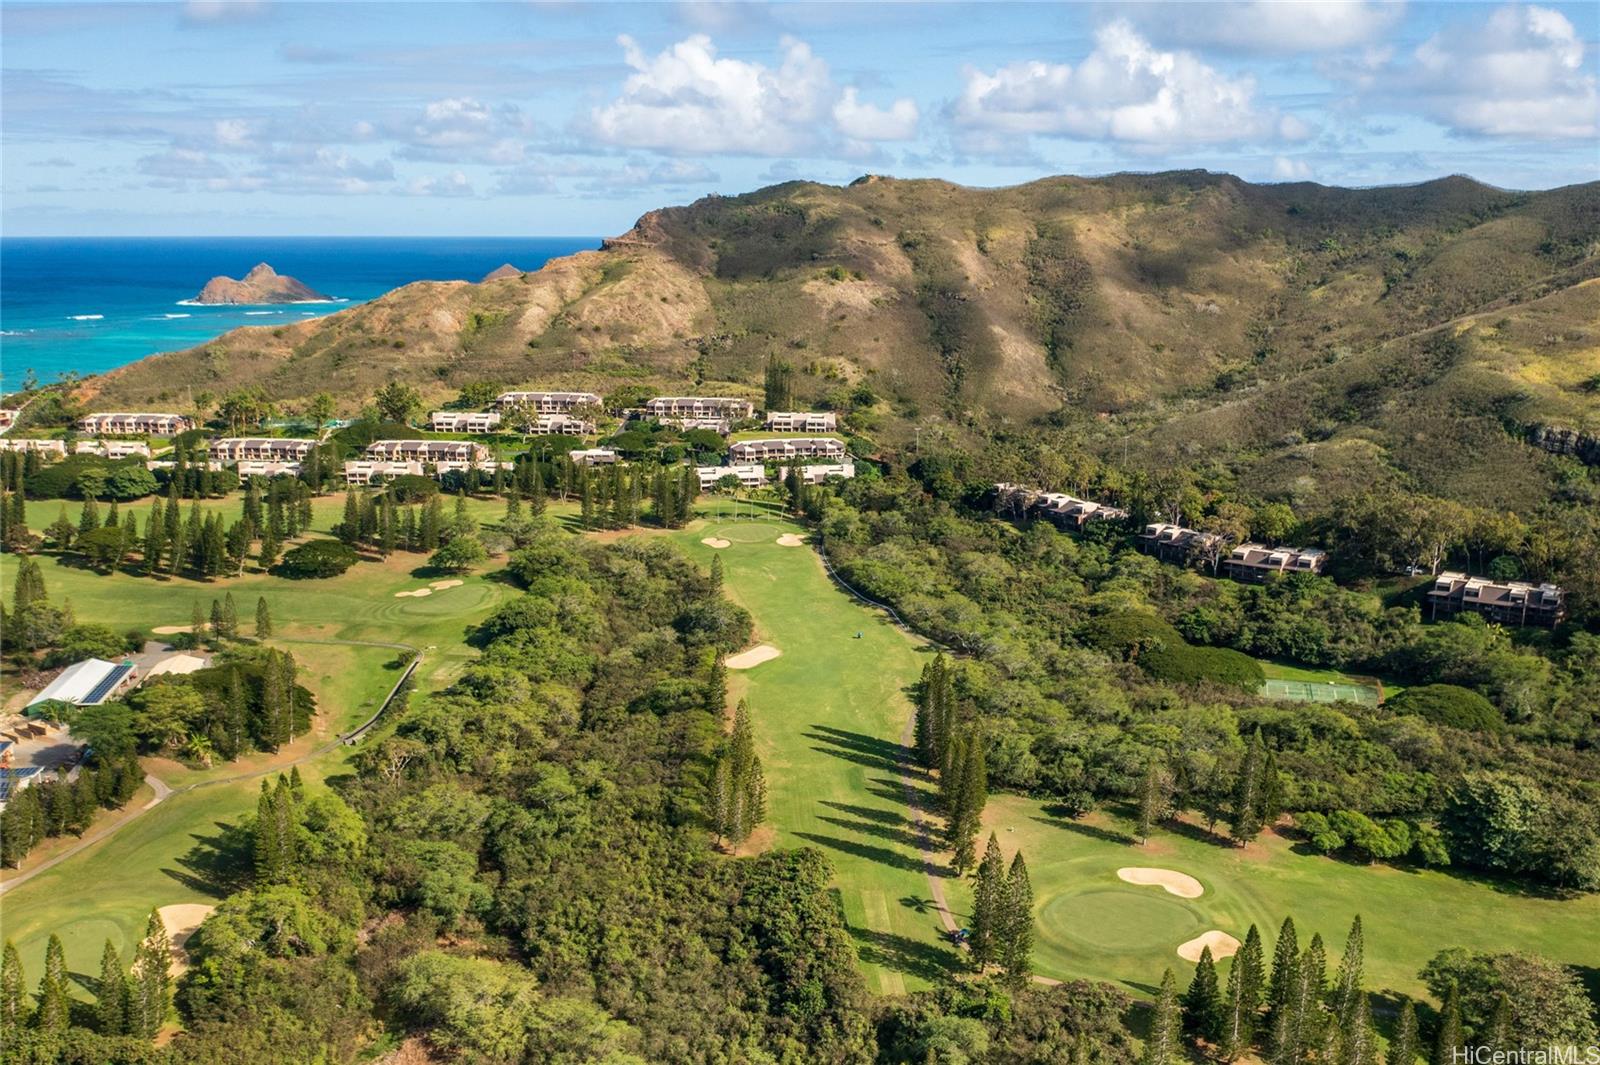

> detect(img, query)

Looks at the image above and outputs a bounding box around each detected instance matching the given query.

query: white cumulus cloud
[952,21,1308,149]
[1390,4,1598,138]
[833,88,918,141]
[591,34,918,156]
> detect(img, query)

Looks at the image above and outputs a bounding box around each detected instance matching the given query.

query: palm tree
[181,732,215,769]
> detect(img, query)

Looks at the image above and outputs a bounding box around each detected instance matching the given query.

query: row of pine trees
[0,911,174,1041]
[1144,915,1474,1065]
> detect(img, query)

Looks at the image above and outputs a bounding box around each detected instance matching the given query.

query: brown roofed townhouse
[729,437,846,462]
[494,391,602,412]
[210,437,317,463]
[430,411,502,433]
[77,412,192,436]
[1426,572,1567,628]
[1221,543,1328,582]
[646,396,755,419]
[764,411,837,432]
[365,439,489,463]
[1137,522,1224,564]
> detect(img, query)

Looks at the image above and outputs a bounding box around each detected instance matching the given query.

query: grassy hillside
[80,171,1600,508]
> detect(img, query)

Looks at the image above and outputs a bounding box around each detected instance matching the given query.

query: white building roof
[27,658,119,707]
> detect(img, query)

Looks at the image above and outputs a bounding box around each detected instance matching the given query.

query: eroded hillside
[81,171,1600,507]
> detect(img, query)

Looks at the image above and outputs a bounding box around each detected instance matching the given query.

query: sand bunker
[393,588,434,598]
[701,537,731,549]
[726,644,781,670]
[158,903,217,973]
[152,625,193,635]
[1117,867,1204,899]
[429,579,464,590]
[1178,930,1241,963]
[776,533,805,547]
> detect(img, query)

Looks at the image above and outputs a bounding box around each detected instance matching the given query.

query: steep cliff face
[193,263,330,304]
[1528,424,1600,466]
[84,171,1600,508]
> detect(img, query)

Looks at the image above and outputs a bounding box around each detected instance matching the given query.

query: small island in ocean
[192,262,329,304]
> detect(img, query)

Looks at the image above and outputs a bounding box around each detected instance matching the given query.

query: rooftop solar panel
[84,662,134,705]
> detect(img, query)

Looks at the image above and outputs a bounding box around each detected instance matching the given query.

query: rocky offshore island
[191,262,329,304]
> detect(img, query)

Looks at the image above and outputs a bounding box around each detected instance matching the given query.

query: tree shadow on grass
[899,894,940,916]
[1028,813,1130,847]
[811,725,914,764]
[805,742,901,774]
[819,800,907,825]
[793,832,929,875]
[848,925,958,984]
[163,819,252,898]
[817,814,928,853]
[1160,816,1235,850]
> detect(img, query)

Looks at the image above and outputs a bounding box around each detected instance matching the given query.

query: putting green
[1039,888,1202,955]
[703,521,783,544]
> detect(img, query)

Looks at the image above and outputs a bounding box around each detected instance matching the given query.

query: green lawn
[0,647,394,984]
[669,504,955,994]
[944,795,1600,999]
[0,518,518,982]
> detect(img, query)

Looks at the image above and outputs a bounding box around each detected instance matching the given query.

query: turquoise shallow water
[0,236,596,390]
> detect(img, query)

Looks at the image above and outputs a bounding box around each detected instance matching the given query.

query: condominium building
[495,391,602,412]
[729,437,846,462]
[365,440,489,463]
[569,448,618,467]
[0,409,17,433]
[343,460,424,485]
[765,411,838,433]
[73,440,152,459]
[1221,543,1328,583]
[76,412,192,436]
[993,484,1128,531]
[646,396,755,420]
[235,460,303,478]
[519,413,593,436]
[209,437,317,463]
[696,464,767,490]
[795,462,855,484]
[433,460,503,476]
[430,411,503,433]
[0,439,67,455]
[1426,572,1567,628]
[659,415,731,434]
[1137,522,1224,564]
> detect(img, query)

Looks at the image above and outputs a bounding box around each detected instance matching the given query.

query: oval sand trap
[701,537,731,549]
[776,533,805,547]
[1118,867,1204,898]
[410,587,432,597]
[152,625,193,635]
[1179,929,1241,963]
[158,903,217,973]
[429,579,464,589]
[726,644,781,670]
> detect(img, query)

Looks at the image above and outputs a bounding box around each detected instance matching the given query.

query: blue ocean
[0,237,598,390]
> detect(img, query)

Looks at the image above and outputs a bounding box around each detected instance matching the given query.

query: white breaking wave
[243,310,278,316]
[163,313,192,319]
[69,314,104,321]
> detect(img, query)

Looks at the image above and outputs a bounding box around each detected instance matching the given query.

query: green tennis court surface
[1260,677,1380,706]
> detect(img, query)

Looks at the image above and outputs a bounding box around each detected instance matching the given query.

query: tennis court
[1260,677,1380,706]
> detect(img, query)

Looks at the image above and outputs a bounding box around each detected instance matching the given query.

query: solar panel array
[0,767,43,804]
[83,662,134,705]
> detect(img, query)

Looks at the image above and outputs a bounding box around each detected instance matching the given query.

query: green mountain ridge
[81,169,1600,509]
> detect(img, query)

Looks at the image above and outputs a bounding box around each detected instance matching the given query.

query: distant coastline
[0,235,597,390]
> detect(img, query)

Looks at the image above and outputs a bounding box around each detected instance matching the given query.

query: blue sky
[3,0,1596,236]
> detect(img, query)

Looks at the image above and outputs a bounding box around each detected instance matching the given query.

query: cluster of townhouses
[991,484,1567,630]
[993,483,1129,530]
[77,412,193,435]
